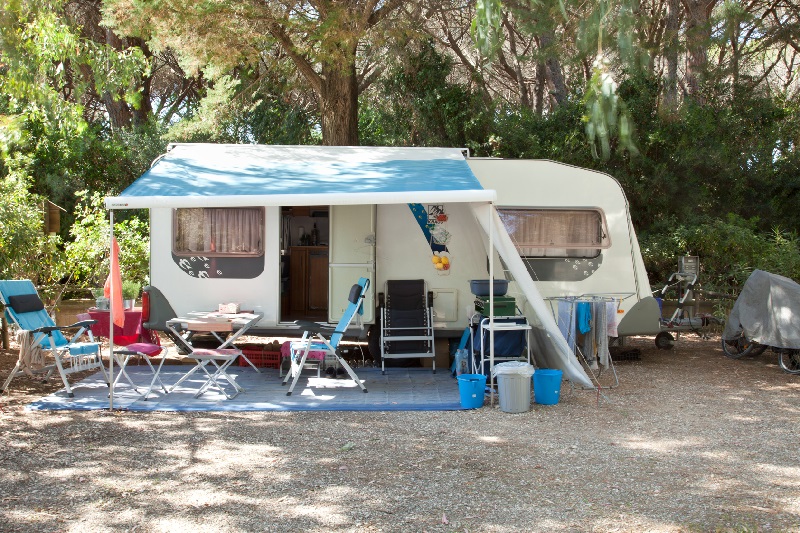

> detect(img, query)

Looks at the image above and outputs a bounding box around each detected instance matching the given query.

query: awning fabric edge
[105,190,497,210]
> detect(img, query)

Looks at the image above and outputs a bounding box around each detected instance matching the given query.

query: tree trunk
[129,37,153,126]
[682,0,718,102]
[662,0,681,114]
[534,62,546,116]
[101,94,133,131]
[319,61,360,146]
[539,30,566,107]
[503,14,531,109]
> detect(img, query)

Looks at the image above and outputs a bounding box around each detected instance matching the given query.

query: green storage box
[474,296,516,316]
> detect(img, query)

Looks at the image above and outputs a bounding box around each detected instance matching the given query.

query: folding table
[166,311,263,367]
[166,311,263,398]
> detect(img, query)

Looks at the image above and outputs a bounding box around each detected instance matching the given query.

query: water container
[457,374,486,409]
[533,368,563,405]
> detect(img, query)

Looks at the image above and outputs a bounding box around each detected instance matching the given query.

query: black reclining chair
[378,279,436,374]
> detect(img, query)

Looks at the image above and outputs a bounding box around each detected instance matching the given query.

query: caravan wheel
[655,331,675,350]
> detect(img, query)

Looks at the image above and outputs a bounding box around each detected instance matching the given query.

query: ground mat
[26,366,464,412]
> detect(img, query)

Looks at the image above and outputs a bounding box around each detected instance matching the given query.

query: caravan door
[329,205,376,323]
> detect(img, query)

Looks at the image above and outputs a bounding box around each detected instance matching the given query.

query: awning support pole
[109,211,115,411]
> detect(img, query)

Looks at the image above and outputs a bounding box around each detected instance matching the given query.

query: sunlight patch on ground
[620,436,705,453]
[754,463,800,486]
[727,414,762,422]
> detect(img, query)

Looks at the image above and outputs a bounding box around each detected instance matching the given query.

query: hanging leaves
[471,0,504,62]
[583,57,638,160]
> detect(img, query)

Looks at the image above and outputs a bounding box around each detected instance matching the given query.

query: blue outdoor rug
[26,366,465,412]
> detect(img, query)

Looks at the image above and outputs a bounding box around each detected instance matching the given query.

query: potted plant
[121,281,141,310]
[90,287,109,310]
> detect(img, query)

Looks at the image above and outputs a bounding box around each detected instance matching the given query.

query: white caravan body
[466,159,659,337]
[106,144,660,386]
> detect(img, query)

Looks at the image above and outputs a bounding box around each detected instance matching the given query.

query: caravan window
[173,207,264,257]
[497,208,610,258]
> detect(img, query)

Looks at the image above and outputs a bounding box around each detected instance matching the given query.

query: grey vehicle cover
[722,269,800,349]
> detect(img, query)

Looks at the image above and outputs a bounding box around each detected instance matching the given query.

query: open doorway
[280,206,330,322]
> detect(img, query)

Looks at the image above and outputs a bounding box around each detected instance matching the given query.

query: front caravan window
[497,208,610,258]
[173,207,264,256]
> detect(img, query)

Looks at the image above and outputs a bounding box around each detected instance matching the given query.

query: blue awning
[106,144,495,209]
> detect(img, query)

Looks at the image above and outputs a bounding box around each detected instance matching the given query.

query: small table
[476,317,532,375]
[166,311,264,398]
[166,311,263,351]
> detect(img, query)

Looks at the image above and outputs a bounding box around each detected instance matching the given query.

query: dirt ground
[1,334,799,532]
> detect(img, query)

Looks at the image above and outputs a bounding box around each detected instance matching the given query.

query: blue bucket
[533,369,563,405]
[457,374,487,409]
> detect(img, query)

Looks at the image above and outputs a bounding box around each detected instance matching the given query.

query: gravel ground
[1,334,799,532]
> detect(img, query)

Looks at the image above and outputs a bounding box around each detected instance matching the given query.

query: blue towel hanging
[577,301,592,334]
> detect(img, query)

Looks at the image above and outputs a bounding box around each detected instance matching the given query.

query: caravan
[106,144,660,387]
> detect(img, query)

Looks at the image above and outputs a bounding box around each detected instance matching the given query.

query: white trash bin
[492,361,535,413]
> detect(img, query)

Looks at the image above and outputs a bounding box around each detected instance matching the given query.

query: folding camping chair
[0,280,107,397]
[377,279,436,374]
[170,348,245,399]
[76,313,168,401]
[283,277,370,396]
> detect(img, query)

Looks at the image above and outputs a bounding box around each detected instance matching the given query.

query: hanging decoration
[409,203,452,275]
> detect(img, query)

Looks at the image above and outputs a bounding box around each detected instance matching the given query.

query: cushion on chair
[8,294,45,313]
[347,283,362,304]
[68,342,100,356]
[282,340,326,360]
[125,342,163,357]
[190,348,241,359]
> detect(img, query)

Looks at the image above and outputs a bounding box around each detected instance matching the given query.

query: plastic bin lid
[491,361,535,377]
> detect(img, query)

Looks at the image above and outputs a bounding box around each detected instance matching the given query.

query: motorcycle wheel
[779,349,800,374]
[721,331,757,359]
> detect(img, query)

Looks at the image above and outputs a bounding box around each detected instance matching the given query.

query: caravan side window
[497,208,610,258]
[173,207,264,257]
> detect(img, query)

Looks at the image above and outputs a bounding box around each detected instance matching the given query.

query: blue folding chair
[0,280,107,397]
[283,277,370,396]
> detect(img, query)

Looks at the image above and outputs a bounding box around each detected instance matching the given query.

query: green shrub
[63,191,149,291]
[640,214,800,296]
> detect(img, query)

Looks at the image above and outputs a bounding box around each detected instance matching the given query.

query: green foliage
[1,113,166,237]
[0,0,148,131]
[0,173,64,285]
[248,97,317,145]
[640,215,800,294]
[474,101,589,160]
[471,0,504,61]
[63,191,150,290]
[0,0,163,236]
[121,280,141,299]
[359,40,492,149]
[166,71,318,145]
[166,75,244,142]
[583,60,638,160]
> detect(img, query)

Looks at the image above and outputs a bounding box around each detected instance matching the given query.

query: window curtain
[175,208,262,254]
[498,209,602,258]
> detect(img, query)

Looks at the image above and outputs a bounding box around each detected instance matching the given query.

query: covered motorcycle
[722,269,800,373]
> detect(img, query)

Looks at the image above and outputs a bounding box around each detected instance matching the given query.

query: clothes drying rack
[546,293,633,392]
